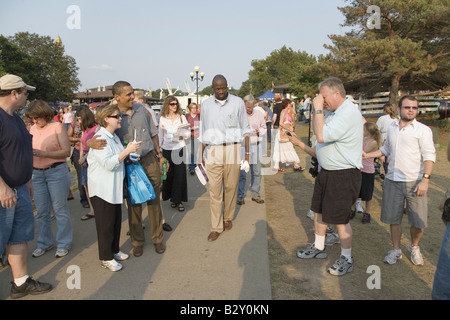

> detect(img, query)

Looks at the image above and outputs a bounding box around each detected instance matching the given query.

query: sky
[0,0,349,93]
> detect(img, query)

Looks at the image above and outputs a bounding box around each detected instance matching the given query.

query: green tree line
[237,0,449,109]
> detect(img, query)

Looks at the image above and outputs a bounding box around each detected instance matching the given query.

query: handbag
[126,161,156,204]
[279,129,289,142]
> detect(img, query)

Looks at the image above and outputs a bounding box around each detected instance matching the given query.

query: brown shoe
[154,243,165,254]
[133,245,143,257]
[224,221,232,231]
[207,231,220,242]
[251,196,265,204]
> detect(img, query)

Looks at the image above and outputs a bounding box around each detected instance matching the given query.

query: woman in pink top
[25,100,72,258]
[352,122,381,224]
[77,107,99,221]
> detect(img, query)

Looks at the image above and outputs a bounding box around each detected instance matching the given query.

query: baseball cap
[0,74,36,91]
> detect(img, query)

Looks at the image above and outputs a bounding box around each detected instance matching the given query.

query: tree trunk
[389,75,402,112]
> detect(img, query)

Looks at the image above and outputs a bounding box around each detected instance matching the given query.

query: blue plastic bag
[126,162,156,204]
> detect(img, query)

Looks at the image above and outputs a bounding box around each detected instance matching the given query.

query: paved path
[0,170,272,300]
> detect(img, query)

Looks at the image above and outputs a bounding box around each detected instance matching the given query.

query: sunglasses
[169,102,178,106]
[402,106,418,110]
[107,114,122,119]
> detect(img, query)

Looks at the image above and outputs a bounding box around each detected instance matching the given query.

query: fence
[356,91,448,116]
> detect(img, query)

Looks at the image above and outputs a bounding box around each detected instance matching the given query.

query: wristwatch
[423,174,430,179]
[315,110,323,114]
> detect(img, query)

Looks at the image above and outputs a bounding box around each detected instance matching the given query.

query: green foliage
[238,46,318,98]
[0,32,80,102]
[324,0,449,106]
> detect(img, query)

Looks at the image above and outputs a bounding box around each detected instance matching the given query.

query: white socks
[314,234,325,251]
[341,248,353,263]
[14,274,29,287]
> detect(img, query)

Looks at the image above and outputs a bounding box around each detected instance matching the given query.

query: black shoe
[236,197,245,205]
[349,209,356,220]
[163,222,172,232]
[10,277,53,299]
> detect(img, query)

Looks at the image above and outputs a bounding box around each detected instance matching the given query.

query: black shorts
[310,168,362,225]
[359,172,374,201]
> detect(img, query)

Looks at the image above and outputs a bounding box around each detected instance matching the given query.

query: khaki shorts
[381,178,428,228]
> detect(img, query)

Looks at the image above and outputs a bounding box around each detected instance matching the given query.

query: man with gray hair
[237,95,267,205]
[297,77,363,276]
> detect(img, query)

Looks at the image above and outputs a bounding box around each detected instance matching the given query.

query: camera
[437,99,449,119]
[309,157,319,178]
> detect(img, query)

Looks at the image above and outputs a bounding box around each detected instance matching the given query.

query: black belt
[33,162,65,171]
[221,142,238,146]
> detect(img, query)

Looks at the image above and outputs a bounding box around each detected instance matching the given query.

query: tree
[3,32,81,101]
[324,0,450,107]
[238,46,317,98]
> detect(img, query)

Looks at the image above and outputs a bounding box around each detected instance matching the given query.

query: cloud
[89,64,113,70]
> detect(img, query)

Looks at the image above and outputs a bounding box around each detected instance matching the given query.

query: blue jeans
[238,143,262,198]
[432,222,450,300]
[32,162,73,250]
[0,185,35,255]
[188,138,200,171]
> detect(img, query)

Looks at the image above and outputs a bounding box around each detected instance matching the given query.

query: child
[355,122,381,223]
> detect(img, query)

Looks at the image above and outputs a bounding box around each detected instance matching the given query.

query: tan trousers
[205,144,241,233]
[127,151,164,246]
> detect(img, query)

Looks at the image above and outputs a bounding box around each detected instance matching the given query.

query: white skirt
[272,133,300,169]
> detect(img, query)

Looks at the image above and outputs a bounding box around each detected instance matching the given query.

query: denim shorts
[0,184,35,254]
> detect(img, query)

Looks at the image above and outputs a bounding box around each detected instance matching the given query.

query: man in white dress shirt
[364,95,436,266]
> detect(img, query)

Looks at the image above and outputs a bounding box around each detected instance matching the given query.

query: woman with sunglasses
[158,96,190,212]
[87,104,141,271]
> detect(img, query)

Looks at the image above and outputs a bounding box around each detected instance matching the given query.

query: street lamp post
[190,65,205,106]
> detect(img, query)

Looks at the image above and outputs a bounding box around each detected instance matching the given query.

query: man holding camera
[296,77,363,276]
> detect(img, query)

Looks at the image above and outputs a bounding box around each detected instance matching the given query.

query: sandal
[81,214,95,221]
[177,203,185,212]
[170,203,177,208]
[294,166,305,172]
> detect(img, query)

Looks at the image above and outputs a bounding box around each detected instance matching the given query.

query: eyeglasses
[402,106,418,110]
[169,102,178,106]
[107,114,122,119]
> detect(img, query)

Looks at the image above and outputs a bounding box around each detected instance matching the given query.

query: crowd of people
[0,73,449,300]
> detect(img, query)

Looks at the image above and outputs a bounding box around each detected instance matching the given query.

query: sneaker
[384,249,402,264]
[236,197,245,205]
[306,210,315,221]
[32,245,54,258]
[325,233,340,246]
[55,249,69,258]
[355,201,364,213]
[349,209,356,220]
[407,243,424,266]
[362,212,371,224]
[114,251,129,261]
[297,245,327,259]
[327,255,353,276]
[101,259,123,272]
[10,277,53,299]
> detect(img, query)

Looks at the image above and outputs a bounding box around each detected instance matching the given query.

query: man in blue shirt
[200,75,251,242]
[297,77,363,276]
[0,74,53,298]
